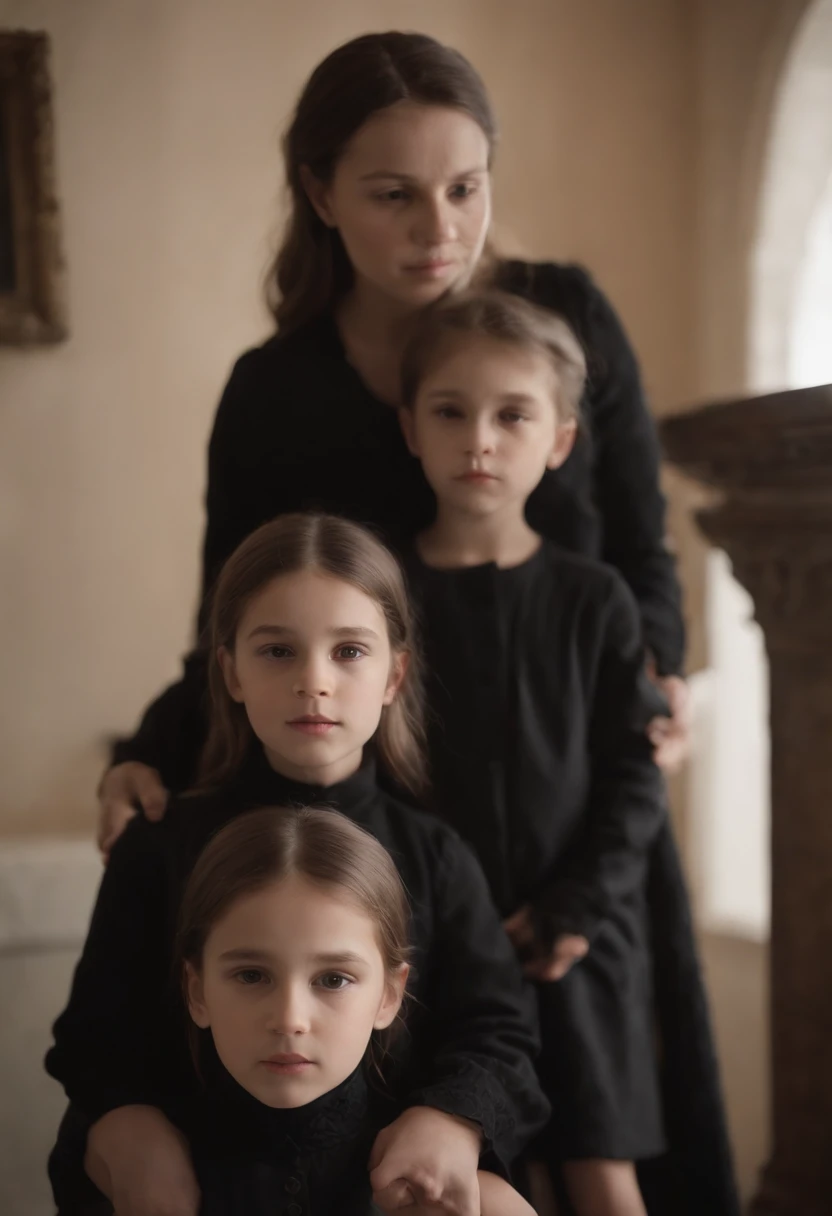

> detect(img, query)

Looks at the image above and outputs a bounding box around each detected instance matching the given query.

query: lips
[262,1053,314,1075]
[287,715,338,736]
[456,470,498,483]
[404,259,453,275]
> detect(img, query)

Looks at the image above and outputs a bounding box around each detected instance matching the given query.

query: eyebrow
[245,625,381,642]
[218,948,369,967]
[359,166,488,183]
[425,390,538,407]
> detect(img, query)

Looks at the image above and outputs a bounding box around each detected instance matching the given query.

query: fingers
[131,766,169,821]
[96,763,169,857]
[502,905,534,948]
[98,806,137,858]
[524,934,589,982]
[372,1178,417,1209]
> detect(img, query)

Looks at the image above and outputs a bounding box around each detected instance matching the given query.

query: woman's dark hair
[178,805,411,1073]
[267,31,497,334]
[400,289,587,422]
[197,512,427,798]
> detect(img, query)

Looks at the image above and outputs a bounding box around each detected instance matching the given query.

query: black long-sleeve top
[46,754,549,1186]
[112,262,684,792]
[186,1060,385,1216]
[406,542,667,937]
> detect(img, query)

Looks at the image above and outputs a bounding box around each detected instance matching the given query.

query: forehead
[339,101,490,179]
[206,874,382,956]
[238,570,388,633]
[419,333,558,394]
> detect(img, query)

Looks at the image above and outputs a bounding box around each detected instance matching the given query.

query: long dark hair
[268,31,497,334]
[197,512,427,798]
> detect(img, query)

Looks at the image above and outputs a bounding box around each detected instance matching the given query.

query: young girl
[397,291,690,1216]
[46,513,548,1216]
[170,802,536,1215]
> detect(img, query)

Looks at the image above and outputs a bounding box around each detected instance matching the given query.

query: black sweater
[111,262,684,792]
[187,1061,384,1216]
[46,756,549,1193]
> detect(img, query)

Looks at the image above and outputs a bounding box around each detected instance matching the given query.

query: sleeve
[577,266,686,675]
[530,575,668,946]
[44,816,187,1121]
[109,349,266,789]
[405,834,550,1174]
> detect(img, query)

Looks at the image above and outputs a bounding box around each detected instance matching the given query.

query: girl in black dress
[172,803,535,1216]
[47,514,548,1216]
[86,30,733,1215]
[397,290,681,1216]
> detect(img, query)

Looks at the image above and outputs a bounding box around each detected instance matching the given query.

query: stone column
[660,385,832,1216]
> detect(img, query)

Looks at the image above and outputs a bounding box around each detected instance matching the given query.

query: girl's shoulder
[536,541,642,621]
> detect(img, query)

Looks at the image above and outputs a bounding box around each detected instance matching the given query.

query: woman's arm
[578,265,685,677]
[46,816,185,1118]
[529,573,667,948]
[85,1105,200,1216]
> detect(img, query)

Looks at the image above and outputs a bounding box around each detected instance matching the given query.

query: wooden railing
[660,385,832,1216]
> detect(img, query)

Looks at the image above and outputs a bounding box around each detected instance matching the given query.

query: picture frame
[0,29,67,345]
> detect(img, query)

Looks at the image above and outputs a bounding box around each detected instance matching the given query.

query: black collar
[230,748,380,820]
[192,1053,373,1159]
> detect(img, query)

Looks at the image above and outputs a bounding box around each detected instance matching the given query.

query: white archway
[750,0,832,392]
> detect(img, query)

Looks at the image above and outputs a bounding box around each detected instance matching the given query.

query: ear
[398,407,420,457]
[546,419,577,470]
[218,645,245,703]
[383,651,409,706]
[299,164,336,228]
[185,962,210,1029]
[374,963,410,1030]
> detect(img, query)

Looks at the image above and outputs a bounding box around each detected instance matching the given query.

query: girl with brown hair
[46,514,548,1216]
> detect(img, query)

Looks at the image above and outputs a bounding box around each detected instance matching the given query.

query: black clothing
[92,261,735,1210]
[111,260,683,787]
[407,543,665,1160]
[46,756,549,1208]
[188,1061,382,1216]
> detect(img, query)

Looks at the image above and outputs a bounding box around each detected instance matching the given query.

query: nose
[292,651,332,699]
[414,195,456,248]
[465,417,497,456]
[265,980,312,1036]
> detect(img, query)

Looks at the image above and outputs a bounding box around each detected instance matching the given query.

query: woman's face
[187,874,407,1108]
[307,102,492,311]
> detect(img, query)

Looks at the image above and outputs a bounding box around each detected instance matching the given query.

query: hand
[646,668,690,774]
[85,1105,200,1216]
[98,762,168,859]
[503,906,589,981]
[370,1105,482,1214]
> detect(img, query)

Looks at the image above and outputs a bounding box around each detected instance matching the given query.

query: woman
[88,31,731,1216]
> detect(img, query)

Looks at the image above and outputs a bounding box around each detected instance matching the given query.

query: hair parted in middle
[400,289,588,423]
[177,804,412,1073]
[196,512,427,798]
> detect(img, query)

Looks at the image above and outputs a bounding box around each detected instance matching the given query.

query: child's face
[220,570,405,787]
[187,874,406,1108]
[401,334,576,518]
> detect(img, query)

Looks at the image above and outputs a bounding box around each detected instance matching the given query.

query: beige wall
[0,0,816,836]
[0,0,701,835]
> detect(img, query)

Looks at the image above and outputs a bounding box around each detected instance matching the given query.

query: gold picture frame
[0,30,67,345]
